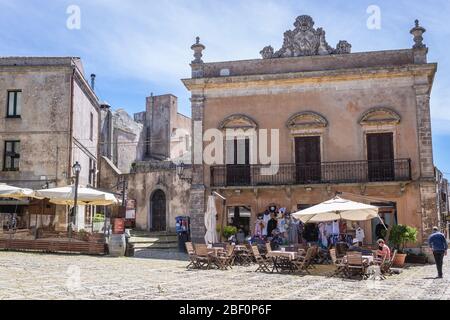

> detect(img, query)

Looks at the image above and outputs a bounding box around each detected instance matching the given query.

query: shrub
[389,225,418,253]
[223,226,238,238]
[93,213,105,223]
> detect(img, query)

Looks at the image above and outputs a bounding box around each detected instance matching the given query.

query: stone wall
[127,163,191,232]
[112,109,144,173]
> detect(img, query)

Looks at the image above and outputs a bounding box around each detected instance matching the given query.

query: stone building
[99,94,192,232]
[435,168,449,237]
[0,57,100,231]
[182,15,442,246]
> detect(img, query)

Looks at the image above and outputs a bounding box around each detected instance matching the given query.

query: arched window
[359,107,401,126]
[219,114,258,130]
[286,111,328,131]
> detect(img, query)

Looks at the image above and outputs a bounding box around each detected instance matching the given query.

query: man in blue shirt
[428,227,448,279]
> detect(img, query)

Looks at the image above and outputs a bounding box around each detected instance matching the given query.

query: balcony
[210,159,412,188]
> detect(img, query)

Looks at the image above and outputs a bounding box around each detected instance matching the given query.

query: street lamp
[176,162,192,183]
[70,161,81,239]
[176,162,185,178]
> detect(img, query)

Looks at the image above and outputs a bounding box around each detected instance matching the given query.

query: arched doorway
[150,190,166,232]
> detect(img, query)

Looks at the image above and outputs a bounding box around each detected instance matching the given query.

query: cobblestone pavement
[0,251,449,300]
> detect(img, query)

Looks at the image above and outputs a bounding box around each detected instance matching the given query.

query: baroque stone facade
[183,16,441,245]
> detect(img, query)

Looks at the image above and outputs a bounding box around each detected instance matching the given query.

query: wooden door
[295,136,321,183]
[226,138,251,186]
[151,190,166,232]
[367,133,394,182]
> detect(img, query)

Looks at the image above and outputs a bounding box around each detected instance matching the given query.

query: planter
[405,254,428,264]
[393,253,407,267]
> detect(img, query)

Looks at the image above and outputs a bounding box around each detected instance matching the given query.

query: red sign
[113,218,125,234]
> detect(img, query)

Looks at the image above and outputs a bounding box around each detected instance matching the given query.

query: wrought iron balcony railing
[210,159,412,188]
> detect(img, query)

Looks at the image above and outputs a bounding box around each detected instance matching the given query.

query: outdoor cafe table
[207,247,224,257]
[342,255,374,265]
[267,251,299,273]
[233,245,252,266]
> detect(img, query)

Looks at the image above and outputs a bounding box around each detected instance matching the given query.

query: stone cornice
[182,63,437,91]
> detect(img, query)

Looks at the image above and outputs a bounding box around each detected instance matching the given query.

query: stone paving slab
[0,251,449,300]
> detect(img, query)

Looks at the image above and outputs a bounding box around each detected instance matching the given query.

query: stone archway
[150,190,166,232]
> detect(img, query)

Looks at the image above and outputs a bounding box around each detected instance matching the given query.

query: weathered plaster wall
[127,164,191,232]
[0,65,72,188]
[112,109,144,173]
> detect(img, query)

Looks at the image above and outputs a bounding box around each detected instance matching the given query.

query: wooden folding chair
[346,252,368,279]
[193,244,215,270]
[381,250,397,275]
[329,248,346,277]
[291,247,315,274]
[215,245,235,270]
[185,242,199,270]
[252,245,272,273]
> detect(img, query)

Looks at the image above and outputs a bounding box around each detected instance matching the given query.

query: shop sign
[113,218,125,234]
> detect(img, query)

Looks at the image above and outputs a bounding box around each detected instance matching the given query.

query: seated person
[347,239,372,255]
[236,229,246,244]
[376,239,391,260]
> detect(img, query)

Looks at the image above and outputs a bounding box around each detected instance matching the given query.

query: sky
[0,0,449,176]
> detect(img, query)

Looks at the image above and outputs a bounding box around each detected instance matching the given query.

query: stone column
[415,84,438,242]
[189,94,206,243]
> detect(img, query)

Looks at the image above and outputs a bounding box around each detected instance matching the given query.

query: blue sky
[0,0,449,176]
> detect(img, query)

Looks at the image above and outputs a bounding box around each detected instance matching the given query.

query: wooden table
[233,245,252,266]
[267,251,299,273]
[207,247,224,257]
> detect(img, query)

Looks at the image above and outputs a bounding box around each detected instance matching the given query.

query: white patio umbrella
[0,183,36,199]
[204,195,219,244]
[292,196,386,227]
[35,185,119,206]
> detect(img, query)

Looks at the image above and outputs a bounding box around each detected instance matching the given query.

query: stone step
[133,242,179,250]
[134,249,187,260]
[129,236,178,244]
[131,231,177,238]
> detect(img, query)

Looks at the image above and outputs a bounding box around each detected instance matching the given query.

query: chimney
[90,74,96,91]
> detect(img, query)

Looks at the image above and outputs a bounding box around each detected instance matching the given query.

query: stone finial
[191,36,206,64]
[410,19,427,49]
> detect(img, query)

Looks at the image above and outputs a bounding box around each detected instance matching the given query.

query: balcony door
[226,138,251,186]
[295,136,321,184]
[367,133,395,182]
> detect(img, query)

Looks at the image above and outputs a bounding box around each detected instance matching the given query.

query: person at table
[376,239,391,260]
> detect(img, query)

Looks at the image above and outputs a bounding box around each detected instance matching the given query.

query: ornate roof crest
[260,15,352,59]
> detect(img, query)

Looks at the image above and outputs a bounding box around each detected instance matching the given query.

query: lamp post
[70,161,81,239]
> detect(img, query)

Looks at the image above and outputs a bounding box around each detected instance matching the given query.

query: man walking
[428,227,448,279]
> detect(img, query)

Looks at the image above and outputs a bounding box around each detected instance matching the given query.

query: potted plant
[388,224,418,267]
[223,226,238,241]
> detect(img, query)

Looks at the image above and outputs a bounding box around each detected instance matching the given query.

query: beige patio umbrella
[292,196,386,227]
[204,195,219,244]
[0,183,36,199]
[35,185,119,206]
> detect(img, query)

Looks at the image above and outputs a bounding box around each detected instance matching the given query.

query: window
[295,136,321,183]
[7,90,22,118]
[90,112,94,141]
[367,133,394,181]
[88,158,95,186]
[3,141,20,171]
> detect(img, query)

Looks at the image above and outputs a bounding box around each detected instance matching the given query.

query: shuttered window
[4,141,20,171]
[7,91,22,118]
